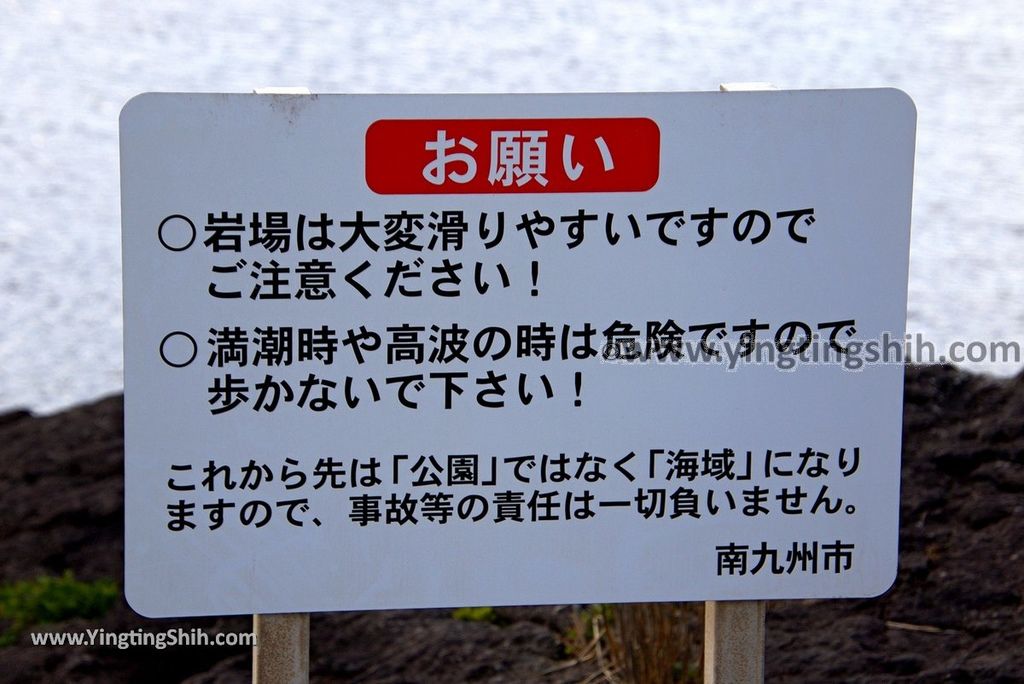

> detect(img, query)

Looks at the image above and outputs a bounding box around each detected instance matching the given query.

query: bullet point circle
[158,214,196,252]
[160,331,198,368]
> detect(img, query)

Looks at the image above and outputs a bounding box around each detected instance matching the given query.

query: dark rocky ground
[0,364,1021,682]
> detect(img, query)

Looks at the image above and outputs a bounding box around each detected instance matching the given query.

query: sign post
[246,87,313,684]
[699,82,774,684]
[120,88,915,682]
[704,600,765,683]
[253,613,309,684]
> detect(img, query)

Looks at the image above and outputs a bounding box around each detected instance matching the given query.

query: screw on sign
[119,87,916,684]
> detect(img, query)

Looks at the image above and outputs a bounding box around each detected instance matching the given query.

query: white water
[1,0,1023,412]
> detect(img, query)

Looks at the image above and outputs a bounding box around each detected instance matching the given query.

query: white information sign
[121,90,915,617]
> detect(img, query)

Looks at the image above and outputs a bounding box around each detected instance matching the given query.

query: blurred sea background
[1,0,1022,413]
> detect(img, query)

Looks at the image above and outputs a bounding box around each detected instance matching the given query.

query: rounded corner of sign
[122,577,163,619]
[118,92,156,128]
[864,563,900,600]
[878,88,917,124]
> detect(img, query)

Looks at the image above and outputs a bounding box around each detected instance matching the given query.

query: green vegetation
[563,603,609,654]
[0,572,118,645]
[451,606,500,624]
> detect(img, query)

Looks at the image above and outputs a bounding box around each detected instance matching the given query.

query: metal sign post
[253,613,309,684]
[699,83,776,684]
[704,600,766,683]
[248,87,312,684]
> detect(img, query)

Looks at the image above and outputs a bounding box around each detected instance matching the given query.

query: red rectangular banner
[365,117,660,194]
